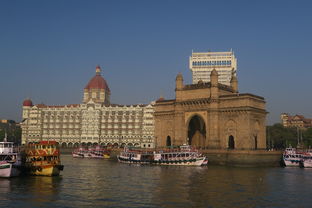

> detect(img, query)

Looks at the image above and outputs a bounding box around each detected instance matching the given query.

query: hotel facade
[21,66,155,148]
[189,50,237,85]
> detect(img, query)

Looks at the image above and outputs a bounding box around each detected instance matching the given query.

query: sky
[0,0,311,125]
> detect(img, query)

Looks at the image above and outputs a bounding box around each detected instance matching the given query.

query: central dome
[84,66,110,92]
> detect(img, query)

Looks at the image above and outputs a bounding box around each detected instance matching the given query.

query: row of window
[192,60,232,66]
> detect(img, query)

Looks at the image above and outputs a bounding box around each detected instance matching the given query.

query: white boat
[72,146,110,159]
[283,148,303,167]
[0,138,22,177]
[72,147,89,158]
[117,145,208,166]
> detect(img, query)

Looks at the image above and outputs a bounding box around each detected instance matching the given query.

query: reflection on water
[1,155,312,207]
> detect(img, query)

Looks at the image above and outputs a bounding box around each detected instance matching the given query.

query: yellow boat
[25,141,64,176]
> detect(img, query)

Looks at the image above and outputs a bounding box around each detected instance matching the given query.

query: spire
[96,65,101,75]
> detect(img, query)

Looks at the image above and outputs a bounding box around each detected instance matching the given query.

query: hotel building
[281,113,312,129]
[189,50,237,85]
[21,66,155,148]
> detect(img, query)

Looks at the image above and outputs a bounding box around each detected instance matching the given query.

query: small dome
[84,66,110,92]
[23,98,33,107]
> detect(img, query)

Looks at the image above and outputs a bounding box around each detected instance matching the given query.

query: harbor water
[1,154,312,208]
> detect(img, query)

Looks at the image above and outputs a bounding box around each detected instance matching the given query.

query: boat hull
[27,165,63,176]
[0,163,21,178]
[283,159,301,167]
[302,160,312,168]
[153,157,207,166]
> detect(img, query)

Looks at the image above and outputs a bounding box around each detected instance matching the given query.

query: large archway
[187,115,206,147]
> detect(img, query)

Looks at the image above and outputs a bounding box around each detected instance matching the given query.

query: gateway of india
[154,51,267,150]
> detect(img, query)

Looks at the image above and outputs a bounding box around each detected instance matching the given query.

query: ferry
[282,148,303,167]
[72,146,111,159]
[117,145,207,166]
[0,137,22,177]
[25,141,64,176]
[301,152,312,168]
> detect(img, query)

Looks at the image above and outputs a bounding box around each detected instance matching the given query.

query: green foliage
[267,124,312,149]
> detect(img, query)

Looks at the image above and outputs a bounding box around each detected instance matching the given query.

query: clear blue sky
[0,0,311,124]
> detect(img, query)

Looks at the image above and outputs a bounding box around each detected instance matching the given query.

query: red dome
[23,99,33,107]
[84,66,110,92]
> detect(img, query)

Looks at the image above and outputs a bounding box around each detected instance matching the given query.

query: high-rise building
[21,66,155,148]
[189,50,237,85]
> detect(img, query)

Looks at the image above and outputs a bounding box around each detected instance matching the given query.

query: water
[1,155,312,208]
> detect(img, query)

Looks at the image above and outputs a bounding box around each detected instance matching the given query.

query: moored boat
[117,145,207,166]
[25,141,64,176]
[282,148,303,167]
[301,152,312,168]
[72,146,111,159]
[0,139,22,178]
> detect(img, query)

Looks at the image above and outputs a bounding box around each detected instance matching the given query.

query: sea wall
[201,149,283,167]
[62,147,283,167]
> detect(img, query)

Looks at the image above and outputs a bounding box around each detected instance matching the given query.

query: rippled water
[1,155,312,207]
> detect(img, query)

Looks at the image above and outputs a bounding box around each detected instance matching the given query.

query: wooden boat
[117,145,207,166]
[25,141,64,176]
[0,138,22,177]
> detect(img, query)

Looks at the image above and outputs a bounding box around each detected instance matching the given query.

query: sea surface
[1,155,312,208]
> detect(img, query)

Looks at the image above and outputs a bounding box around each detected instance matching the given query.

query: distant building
[21,66,155,148]
[281,113,312,129]
[189,50,237,85]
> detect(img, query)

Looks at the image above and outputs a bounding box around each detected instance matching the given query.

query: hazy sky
[0,0,311,124]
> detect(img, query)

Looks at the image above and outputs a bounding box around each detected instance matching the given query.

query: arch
[166,136,171,146]
[81,142,86,147]
[134,143,140,147]
[87,142,92,147]
[187,115,206,147]
[128,143,133,147]
[68,142,73,148]
[121,143,126,148]
[100,142,106,146]
[93,142,98,146]
[74,142,79,148]
[228,135,235,149]
[107,143,112,147]
[61,142,67,148]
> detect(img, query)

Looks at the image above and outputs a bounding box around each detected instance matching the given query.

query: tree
[267,123,297,149]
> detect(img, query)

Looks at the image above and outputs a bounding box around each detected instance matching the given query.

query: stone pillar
[208,69,220,149]
[175,73,184,101]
